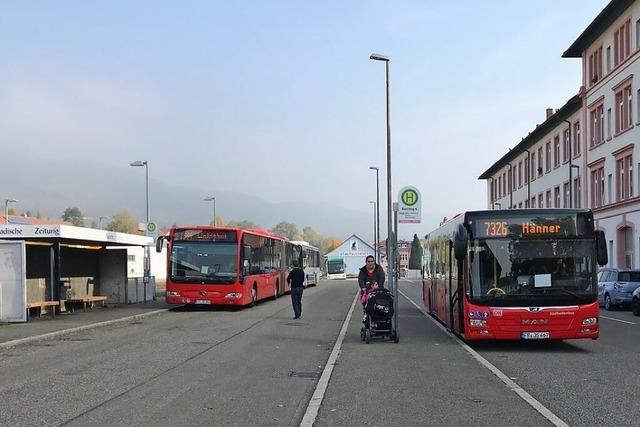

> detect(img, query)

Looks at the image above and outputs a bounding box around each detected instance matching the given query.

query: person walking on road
[358,255,386,293]
[287,261,305,319]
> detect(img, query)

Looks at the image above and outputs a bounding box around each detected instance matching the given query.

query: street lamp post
[130,160,150,302]
[4,198,17,225]
[494,202,502,210]
[369,201,376,260]
[370,53,392,292]
[204,196,216,225]
[369,166,380,264]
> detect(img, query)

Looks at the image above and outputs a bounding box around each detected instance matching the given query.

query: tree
[226,219,258,229]
[62,207,85,226]
[271,222,301,240]
[324,237,343,253]
[7,208,16,215]
[210,215,225,226]
[409,234,424,270]
[106,211,139,233]
[302,226,324,250]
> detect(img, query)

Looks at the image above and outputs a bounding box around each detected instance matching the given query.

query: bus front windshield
[468,238,597,306]
[171,242,237,284]
[328,261,344,274]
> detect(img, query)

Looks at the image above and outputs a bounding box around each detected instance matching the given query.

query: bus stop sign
[398,186,421,223]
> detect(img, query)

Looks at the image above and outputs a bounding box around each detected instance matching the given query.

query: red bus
[423,209,608,340]
[157,226,302,307]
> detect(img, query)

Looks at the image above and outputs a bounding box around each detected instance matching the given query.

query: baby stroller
[360,287,399,344]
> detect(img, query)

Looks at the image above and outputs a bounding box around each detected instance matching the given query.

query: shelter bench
[26,301,60,319]
[66,296,108,312]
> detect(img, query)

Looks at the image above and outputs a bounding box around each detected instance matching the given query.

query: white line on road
[400,290,570,427]
[600,315,637,325]
[300,291,359,427]
[0,309,170,349]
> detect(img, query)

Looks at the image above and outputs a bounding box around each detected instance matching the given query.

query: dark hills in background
[0,157,374,238]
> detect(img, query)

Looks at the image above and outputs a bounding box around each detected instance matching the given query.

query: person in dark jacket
[358,255,386,292]
[287,261,305,319]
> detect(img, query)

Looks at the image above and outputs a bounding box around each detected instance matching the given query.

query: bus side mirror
[453,224,468,261]
[156,236,166,253]
[596,230,608,266]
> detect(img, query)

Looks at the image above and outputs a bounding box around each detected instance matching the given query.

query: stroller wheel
[365,329,371,344]
[360,327,365,341]
[393,330,399,344]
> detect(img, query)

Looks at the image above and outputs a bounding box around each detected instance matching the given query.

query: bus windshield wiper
[547,288,585,301]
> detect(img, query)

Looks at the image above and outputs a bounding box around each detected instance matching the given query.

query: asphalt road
[399,278,640,427]
[3,278,635,426]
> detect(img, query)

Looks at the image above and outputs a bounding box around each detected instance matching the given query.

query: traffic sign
[145,222,157,238]
[398,186,421,223]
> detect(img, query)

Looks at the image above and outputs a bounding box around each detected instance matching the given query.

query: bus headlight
[225,292,242,299]
[582,317,597,325]
[470,319,487,326]
[167,291,181,297]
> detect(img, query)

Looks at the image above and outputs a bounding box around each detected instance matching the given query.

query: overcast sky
[0,1,608,236]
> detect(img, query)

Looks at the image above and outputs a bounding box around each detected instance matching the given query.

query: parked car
[597,268,640,310]
[632,287,640,316]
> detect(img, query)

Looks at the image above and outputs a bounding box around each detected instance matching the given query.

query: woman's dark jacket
[358,264,386,289]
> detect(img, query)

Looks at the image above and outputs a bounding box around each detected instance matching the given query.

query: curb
[0,308,170,349]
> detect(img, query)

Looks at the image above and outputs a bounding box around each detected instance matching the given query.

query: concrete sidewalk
[0,299,173,346]
[313,292,554,427]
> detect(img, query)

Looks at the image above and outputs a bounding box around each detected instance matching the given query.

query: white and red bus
[423,209,608,341]
[157,226,302,307]
[289,240,321,286]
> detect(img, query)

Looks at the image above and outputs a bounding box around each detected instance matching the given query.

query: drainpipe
[563,119,573,207]
[524,149,531,204]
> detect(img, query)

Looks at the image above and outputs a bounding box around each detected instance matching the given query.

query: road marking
[400,290,569,427]
[300,290,359,427]
[0,309,169,349]
[600,315,636,325]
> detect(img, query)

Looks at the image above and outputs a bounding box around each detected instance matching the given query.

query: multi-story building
[480,0,640,269]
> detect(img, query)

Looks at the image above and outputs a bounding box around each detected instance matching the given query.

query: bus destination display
[173,230,237,242]
[474,216,577,238]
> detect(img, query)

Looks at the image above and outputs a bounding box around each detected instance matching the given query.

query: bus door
[450,256,465,335]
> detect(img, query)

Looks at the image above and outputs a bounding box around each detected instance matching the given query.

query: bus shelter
[0,224,152,322]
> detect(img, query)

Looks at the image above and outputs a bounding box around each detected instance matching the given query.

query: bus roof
[169,225,287,241]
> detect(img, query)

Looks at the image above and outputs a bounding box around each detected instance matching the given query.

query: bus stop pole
[393,202,399,332]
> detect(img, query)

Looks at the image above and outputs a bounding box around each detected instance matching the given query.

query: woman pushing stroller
[358,255,385,294]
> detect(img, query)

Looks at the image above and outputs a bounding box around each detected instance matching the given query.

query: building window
[622,227,634,268]
[608,174,612,204]
[616,153,633,201]
[524,199,530,208]
[518,161,522,188]
[538,193,544,208]
[607,108,612,139]
[564,182,570,208]
[531,152,536,180]
[538,147,543,176]
[573,176,581,208]
[637,89,640,123]
[524,156,529,184]
[636,19,640,50]
[614,19,631,67]
[615,82,633,134]
[545,142,552,172]
[554,136,560,168]
[563,128,570,163]
[590,103,604,147]
[607,45,612,72]
[508,168,512,193]
[546,190,552,208]
[588,46,603,85]
[591,166,605,208]
[574,122,581,156]
[554,186,561,207]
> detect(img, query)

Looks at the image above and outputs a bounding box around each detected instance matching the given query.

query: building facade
[480,0,640,269]
[324,234,375,278]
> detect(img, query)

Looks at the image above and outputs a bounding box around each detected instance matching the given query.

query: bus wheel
[273,281,279,300]
[250,285,258,307]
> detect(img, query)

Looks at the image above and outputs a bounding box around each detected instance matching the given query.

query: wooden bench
[66,296,108,312]
[26,301,60,319]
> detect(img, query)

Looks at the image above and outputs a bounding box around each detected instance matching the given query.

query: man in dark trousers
[287,261,305,319]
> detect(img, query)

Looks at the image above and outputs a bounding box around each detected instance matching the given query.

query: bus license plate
[195,299,211,305]
[521,331,549,339]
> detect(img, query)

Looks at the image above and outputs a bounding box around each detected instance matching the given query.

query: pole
[4,200,8,225]
[384,60,393,296]
[213,197,216,225]
[393,202,399,334]
[375,169,380,264]
[370,202,376,257]
[144,162,150,303]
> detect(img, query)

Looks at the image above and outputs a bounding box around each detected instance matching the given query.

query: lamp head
[6,198,17,203]
[369,53,389,62]
[130,160,146,167]
[369,166,378,171]
[204,196,215,202]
